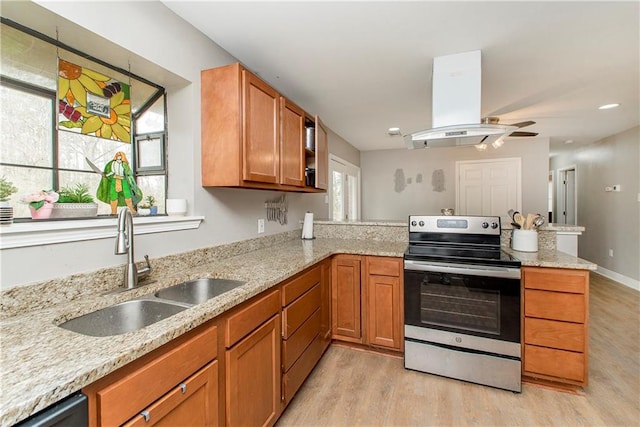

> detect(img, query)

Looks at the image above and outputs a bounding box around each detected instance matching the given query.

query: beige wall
[360,138,549,220]
[550,126,640,284]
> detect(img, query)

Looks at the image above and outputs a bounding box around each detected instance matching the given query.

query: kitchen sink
[154,278,246,305]
[58,299,189,337]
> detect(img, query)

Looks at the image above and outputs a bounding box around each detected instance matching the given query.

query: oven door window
[404,270,520,343]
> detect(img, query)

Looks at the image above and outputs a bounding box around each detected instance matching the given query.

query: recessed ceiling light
[565,139,574,144]
[387,127,401,136]
[598,103,620,110]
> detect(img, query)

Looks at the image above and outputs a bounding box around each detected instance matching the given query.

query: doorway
[557,166,577,225]
[329,155,360,221]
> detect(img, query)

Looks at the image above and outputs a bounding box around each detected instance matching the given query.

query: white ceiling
[165,1,639,155]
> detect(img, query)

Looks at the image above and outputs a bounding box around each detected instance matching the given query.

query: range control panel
[408,215,501,235]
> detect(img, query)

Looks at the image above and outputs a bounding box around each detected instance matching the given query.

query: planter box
[51,203,98,219]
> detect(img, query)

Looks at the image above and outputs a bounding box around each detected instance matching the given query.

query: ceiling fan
[482,116,538,137]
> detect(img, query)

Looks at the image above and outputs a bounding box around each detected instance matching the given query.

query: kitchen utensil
[513,213,525,228]
[533,215,545,229]
[511,222,521,229]
[525,213,536,230]
[507,209,515,220]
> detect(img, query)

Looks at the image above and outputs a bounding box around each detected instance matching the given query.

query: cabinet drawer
[283,309,321,371]
[525,289,585,323]
[283,284,321,339]
[226,289,280,348]
[525,318,585,352]
[96,324,218,427]
[524,344,585,383]
[123,360,218,427]
[523,267,587,293]
[366,256,402,277]
[282,265,321,306]
[283,334,324,404]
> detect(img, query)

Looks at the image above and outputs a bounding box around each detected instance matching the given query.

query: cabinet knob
[180,383,187,394]
[140,410,150,422]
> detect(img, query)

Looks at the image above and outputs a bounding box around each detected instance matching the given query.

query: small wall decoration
[432,169,445,192]
[58,59,131,143]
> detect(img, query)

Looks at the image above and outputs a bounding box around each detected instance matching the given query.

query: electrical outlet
[612,184,621,192]
[609,248,614,257]
[258,218,265,234]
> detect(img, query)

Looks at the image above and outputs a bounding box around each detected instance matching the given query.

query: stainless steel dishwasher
[15,393,87,427]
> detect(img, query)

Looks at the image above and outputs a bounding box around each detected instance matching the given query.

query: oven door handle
[404,259,521,279]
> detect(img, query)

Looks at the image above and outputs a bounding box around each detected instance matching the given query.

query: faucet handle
[138,254,152,277]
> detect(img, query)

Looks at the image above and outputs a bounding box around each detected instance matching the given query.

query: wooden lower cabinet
[123,361,218,427]
[226,315,281,427]
[83,322,219,427]
[365,256,404,351]
[522,267,589,387]
[331,254,362,342]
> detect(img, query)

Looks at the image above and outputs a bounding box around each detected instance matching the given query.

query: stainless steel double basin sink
[59,278,245,337]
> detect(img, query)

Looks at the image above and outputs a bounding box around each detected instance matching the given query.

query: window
[0,20,167,219]
[329,155,360,221]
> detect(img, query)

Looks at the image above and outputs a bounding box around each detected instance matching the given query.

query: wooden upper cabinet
[280,98,305,187]
[314,117,329,190]
[242,71,280,184]
[201,62,326,192]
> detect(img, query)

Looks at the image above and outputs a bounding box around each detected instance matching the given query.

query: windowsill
[0,215,204,249]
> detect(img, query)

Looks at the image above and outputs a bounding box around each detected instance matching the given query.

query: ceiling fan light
[387,127,401,136]
[492,138,505,149]
[598,103,620,110]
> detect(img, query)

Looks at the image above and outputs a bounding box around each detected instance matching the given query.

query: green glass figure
[97,151,142,215]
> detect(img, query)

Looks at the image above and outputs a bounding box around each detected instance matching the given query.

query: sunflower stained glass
[57,59,131,143]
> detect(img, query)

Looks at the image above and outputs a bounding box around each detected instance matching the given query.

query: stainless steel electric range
[403,215,522,392]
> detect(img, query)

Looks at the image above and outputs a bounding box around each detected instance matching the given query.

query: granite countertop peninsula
[0,237,406,426]
[0,228,596,425]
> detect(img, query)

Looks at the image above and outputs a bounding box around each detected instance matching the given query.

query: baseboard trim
[595,266,640,291]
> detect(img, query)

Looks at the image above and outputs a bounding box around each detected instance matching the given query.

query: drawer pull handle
[140,410,150,422]
[180,383,187,394]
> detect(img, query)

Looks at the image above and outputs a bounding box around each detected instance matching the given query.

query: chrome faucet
[115,209,151,289]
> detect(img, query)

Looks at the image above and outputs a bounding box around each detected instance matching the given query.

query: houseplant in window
[21,190,59,220]
[51,183,99,218]
[0,176,18,224]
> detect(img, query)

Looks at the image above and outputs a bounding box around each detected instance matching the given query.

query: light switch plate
[258,218,265,234]
[612,184,621,192]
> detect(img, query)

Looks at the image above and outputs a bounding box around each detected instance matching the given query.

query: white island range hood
[405,50,517,149]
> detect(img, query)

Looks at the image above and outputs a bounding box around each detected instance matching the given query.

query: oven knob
[411,221,417,226]
[418,221,425,227]
[481,222,489,229]
[491,222,499,229]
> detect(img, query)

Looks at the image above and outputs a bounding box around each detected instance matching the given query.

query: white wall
[360,138,549,220]
[550,126,640,285]
[0,1,329,289]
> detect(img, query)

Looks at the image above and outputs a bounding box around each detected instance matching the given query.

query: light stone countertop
[0,236,596,425]
[0,238,406,426]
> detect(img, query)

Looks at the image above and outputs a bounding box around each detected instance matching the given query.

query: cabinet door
[226,315,281,427]
[314,116,328,190]
[123,360,218,427]
[320,259,332,349]
[280,98,305,186]
[331,255,362,342]
[367,274,402,350]
[242,70,279,184]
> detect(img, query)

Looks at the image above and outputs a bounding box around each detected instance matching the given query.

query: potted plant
[21,190,59,219]
[0,176,18,224]
[145,195,158,215]
[51,183,99,218]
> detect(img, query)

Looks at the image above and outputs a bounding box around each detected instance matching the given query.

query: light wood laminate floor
[278,273,639,426]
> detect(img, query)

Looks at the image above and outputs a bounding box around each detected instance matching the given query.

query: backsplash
[0,230,299,319]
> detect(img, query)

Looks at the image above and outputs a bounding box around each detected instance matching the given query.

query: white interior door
[329,155,360,221]
[456,158,521,216]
